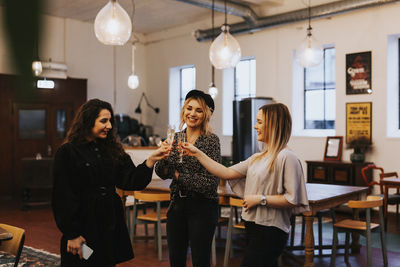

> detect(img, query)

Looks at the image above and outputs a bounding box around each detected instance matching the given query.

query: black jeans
[166,197,218,267]
[240,221,288,267]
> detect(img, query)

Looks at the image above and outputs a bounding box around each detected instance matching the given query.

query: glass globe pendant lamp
[128,44,139,89]
[128,74,139,89]
[296,27,323,68]
[296,0,323,68]
[209,24,241,69]
[94,0,132,45]
[32,61,42,76]
[208,83,218,99]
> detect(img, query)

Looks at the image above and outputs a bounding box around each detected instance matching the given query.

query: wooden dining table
[302,183,368,267]
[381,177,400,230]
[0,226,13,245]
[117,180,368,267]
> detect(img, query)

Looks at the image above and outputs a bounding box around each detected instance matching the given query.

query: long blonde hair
[179,97,213,135]
[252,103,292,172]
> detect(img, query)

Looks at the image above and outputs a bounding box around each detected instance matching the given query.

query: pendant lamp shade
[296,0,323,68]
[128,74,139,89]
[32,61,42,76]
[94,0,132,45]
[209,25,241,69]
[296,33,323,68]
[208,84,218,99]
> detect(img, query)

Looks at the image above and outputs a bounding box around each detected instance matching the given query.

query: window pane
[235,58,256,100]
[19,109,46,139]
[305,63,324,90]
[180,66,196,107]
[305,90,324,121]
[325,48,336,89]
[56,109,66,139]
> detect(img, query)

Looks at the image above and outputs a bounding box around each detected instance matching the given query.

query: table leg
[351,208,361,254]
[384,185,389,231]
[303,215,315,267]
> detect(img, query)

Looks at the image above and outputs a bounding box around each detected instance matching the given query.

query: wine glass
[177,131,186,163]
[166,125,175,148]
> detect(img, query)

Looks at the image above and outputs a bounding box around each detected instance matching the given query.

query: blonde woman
[155,90,221,267]
[183,103,309,267]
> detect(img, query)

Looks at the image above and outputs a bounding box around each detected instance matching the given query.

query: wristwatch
[260,195,267,206]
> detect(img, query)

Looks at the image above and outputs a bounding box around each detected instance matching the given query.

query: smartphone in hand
[81,243,93,260]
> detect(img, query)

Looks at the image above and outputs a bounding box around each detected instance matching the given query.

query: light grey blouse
[228,148,309,233]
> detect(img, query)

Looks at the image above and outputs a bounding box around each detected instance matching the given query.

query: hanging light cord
[224,0,227,25]
[307,0,312,37]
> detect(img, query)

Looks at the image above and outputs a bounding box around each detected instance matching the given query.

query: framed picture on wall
[346,102,372,144]
[324,136,343,161]
[346,51,372,95]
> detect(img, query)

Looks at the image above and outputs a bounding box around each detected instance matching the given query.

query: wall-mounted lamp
[135,93,160,114]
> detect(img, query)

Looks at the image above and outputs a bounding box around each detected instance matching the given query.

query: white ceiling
[42,0,340,34]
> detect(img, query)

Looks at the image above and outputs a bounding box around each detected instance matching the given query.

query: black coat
[52,141,152,266]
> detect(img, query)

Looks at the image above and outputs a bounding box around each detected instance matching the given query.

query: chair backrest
[229,197,243,207]
[0,223,25,267]
[133,191,170,202]
[361,164,380,190]
[379,171,399,194]
[348,195,383,209]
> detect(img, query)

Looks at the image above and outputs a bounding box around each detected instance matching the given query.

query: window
[386,34,400,137]
[304,48,336,129]
[223,57,256,136]
[234,57,256,100]
[169,65,196,128]
[292,47,336,137]
[180,66,196,107]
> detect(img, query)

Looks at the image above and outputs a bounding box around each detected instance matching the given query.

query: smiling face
[183,99,205,129]
[254,109,266,142]
[90,109,112,140]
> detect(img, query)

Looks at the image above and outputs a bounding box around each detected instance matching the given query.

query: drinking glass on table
[177,131,186,163]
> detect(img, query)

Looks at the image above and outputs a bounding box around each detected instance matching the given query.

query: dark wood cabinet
[21,157,54,209]
[306,161,373,186]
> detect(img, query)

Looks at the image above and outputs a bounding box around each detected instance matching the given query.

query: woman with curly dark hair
[52,99,171,267]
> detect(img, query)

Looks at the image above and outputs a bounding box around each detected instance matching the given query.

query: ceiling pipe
[175,0,258,25]
[190,0,400,42]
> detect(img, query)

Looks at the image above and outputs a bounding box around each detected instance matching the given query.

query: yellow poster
[346,102,372,144]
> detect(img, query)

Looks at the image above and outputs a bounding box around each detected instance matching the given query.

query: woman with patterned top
[182,103,309,267]
[52,99,171,267]
[155,89,221,267]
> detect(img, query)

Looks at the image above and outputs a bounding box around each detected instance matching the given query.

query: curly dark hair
[64,99,124,160]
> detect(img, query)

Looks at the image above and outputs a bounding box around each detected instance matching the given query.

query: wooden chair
[361,165,400,216]
[131,191,170,261]
[0,223,25,267]
[223,197,245,267]
[289,208,336,255]
[330,196,387,267]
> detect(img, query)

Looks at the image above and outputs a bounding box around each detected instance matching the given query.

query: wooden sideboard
[306,160,373,186]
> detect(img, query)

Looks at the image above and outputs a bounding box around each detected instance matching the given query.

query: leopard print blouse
[155,131,221,202]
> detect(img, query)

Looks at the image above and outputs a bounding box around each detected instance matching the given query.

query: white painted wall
[143,2,400,208]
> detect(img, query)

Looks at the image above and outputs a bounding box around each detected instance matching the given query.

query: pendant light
[296,0,323,68]
[32,34,42,76]
[208,0,218,98]
[94,0,132,46]
[209,0,241,69]
[128,44,139,89]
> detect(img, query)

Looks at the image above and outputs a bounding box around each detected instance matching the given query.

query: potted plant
[347,137,371,163]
